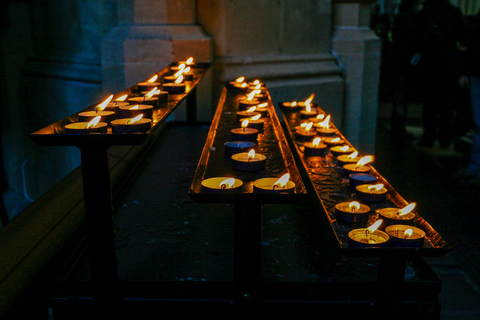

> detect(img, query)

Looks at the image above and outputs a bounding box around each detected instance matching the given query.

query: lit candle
[385,225,425,247]
[335,201,371,224]
[253,173,296,194]
[237,106,260,121]
[164,69,185,83]
[343,155,373,175]
[300,100,318,119]
[348,220,390,247]
[231,77,248,94]
[322,136,344,147]
[65,116,108,134]
[330,145,353,157]
[242,114,264,131]
[378,203,416,228]
[118,104,153,119]
[316,115,336,136]
[178,57,195,67]
[137,74,160,92]
[201,177,243,193]
[304,137,327,156]
[254,102,269,117]
[111,114,152,133]
[224,141,256,156]
[337,151,362,167]
[140,88,168,104]
[181,66,194,81]
[309,113,326,123]
[281,100,299,110]
[162,75,186,94]
[356,183,388,203]
[78,96,116,124]
[238,91,260,110]
[231,149,266,171]
[128,87,161,108]
[103,94,130,114]
[231,120,259,142]
[295,122,316,142]
[297,94,315,108]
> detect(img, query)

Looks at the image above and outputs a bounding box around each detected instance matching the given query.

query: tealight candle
[309,113,326,123]
[111,115,152,133]
[304,137,327,156]
[349,173,378,188]
[232,82,248,94]
[348,220,389,247]
[356,183,388,203]
[238,97,260,110]
[231,120,259,142]
[385,225,425,248]
[231,149,266,171]
[254,102,269,117]
[118,104,153,119]
[281,101,300,111]
[102,94,129,113]
[295,122,316,142]
[141,89,168,104]
[224,141,256,156]
[181,66,194,81]
[229,76,246,87]
[137,75,161,92]
[162,75,186,94]
[78,110,115,124]
[343,155,373,175]
[300,104,318,119]
[237,108,260,121]
[330,145,353,157]
[201,177,243,193]
[240,114,264,131]
[297,94,315,109]
[322,136,344,147]
[65,116,108,134]
[378,203,416,228]
[253,173,295,194]
[335,201,371,224]
[337,151,361,167]
[178,57,195,67]
[128,87,161,108]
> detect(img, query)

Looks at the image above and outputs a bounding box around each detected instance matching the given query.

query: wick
[220,184,227,190]
[248,157,252,162]
[243,127,246,133]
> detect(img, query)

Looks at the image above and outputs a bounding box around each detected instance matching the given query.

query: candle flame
[183,66,191,73]
[404,229,413,239]
[248,149,255,159]
[305,122,313,131]
[355,155,373,169]
[86,116,101,129]
[291,101,297,107]
[246,106,256,113]
[219,178,235,189]
[397,203,416,216]
[127,114,143,125]
[348,151,359,159]
[258,102,268,108]
[319,115,331,129]
[174,69,184,78]
[116,94,128,102]
[332,137,341,143]
[316,114,325,120]
[178,63,186,70]
[250,114,261,121]
[367,220,383,233]
[236,76,245,83]
[247,91,256,100]
[368,184,384,192]
[175,75,184,84]
[305,93,315,105]
[186,57,194,65]
[148,75,158,83]
[340,145,350,152]
[306,103,311,112]
[96,94,114,112]
[312,137,321,147]
[349,201,360,212]
[129,105,139,110]
[241,119,249,128]
[274,173,290,188]
[253,79,260,85]
[146,87,157,98]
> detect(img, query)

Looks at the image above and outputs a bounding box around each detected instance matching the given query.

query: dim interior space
[1,0,480,319]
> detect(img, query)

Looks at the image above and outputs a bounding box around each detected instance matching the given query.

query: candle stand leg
[375,254,407,318]
[233,202,263,313]
[186,87,197,124]
[79,145,119,313]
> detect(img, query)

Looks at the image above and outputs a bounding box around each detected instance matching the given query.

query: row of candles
[64,58,196,134]
[282,96,425,248]
[201,77,296,194]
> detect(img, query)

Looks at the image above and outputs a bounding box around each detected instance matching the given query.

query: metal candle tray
[280,104,451,257]
[189,84,307,204]
[29,62,211,147]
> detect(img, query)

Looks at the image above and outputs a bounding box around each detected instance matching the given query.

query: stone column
[332,0,381,154]
[197,0,344,123]
[102,0,213,121]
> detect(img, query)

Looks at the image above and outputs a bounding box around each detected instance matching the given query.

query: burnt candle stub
[385,225,425,247]
[201,177,243,193]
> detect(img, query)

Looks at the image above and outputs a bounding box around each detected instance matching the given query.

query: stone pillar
[332,0,381,154]
[102,0,213,121]
[197,0,344,123]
